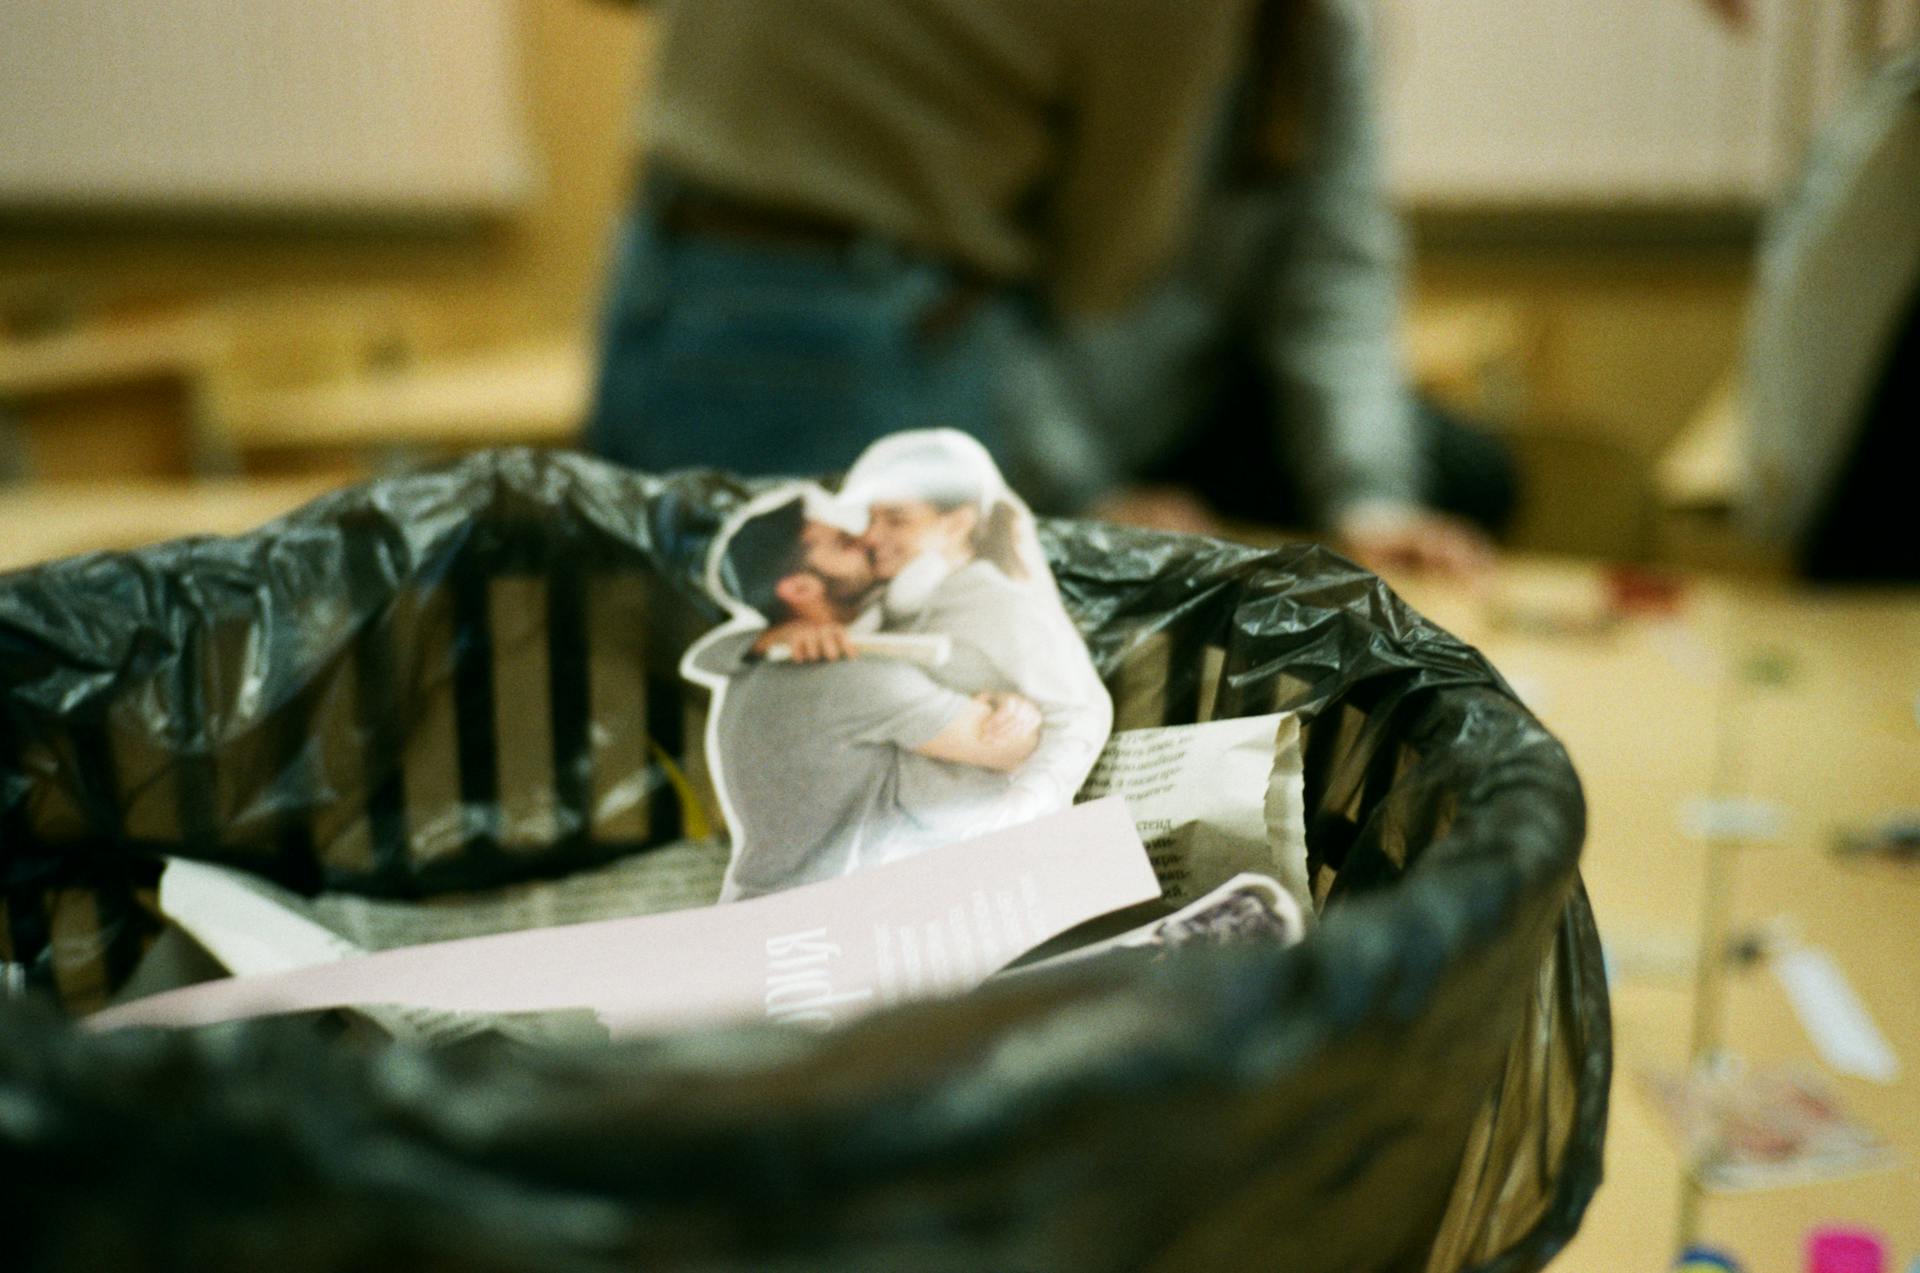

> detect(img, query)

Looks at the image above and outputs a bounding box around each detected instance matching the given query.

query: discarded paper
[91,797,1159,1038]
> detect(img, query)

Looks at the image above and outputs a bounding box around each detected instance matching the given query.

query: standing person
[1002,0,1515,579]
[585,0,1259,483]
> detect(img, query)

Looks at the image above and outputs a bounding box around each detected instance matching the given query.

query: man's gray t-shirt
[708,648,971,900]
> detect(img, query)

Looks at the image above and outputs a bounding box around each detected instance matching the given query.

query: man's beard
[821,572,879,610]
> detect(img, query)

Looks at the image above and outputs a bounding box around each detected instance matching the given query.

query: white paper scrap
[1077,712,1308,916]
[1681,797,1786,843]
[1774,944,1900,1083]
[162,857,364,975]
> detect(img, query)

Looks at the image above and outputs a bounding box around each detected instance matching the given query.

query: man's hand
[1695,0,1750,30]
[1337,508,1496,583]
[976,691,1043,747]
[1087,484,1222,536]
[753,621,856,663]
[914,691,1044,772]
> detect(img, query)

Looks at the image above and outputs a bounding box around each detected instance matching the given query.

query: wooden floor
[1396,563,1920,1273]
[2,481,1915,1271]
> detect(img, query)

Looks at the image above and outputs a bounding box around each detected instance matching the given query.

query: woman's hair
[917,493,1030,583]
[971,500,1033,583]
[840,428,1039,582]
[721,496,807,619]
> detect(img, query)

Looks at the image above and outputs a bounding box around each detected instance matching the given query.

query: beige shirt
[645,0,1258,314]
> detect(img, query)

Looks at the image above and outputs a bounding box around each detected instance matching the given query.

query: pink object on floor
[1806,1226,1886,1273]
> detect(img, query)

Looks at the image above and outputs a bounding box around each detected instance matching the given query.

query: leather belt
[647,172,998,337]
[654,181,859,254]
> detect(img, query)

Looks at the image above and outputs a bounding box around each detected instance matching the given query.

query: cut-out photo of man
[685,485,1050,902]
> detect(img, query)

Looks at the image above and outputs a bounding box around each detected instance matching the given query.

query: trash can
[0,449,1606,1272]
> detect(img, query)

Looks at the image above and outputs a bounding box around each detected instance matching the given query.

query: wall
[1410,231,1753,558]
[0,0,652,352]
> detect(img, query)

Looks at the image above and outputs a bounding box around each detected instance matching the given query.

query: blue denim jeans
[585,198,1013,482]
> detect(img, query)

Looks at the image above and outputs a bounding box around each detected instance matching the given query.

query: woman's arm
[913,692,1042,773]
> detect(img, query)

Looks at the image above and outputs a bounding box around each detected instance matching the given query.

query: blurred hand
[1086,484,1222,536]
[753,621,856,662]
[1337,509,1497,584]
[1696,0,1751,29]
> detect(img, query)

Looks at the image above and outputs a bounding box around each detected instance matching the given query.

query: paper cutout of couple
[683,430,1114,902]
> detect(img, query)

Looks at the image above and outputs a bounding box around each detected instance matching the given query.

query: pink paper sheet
[89,796,1158,1038]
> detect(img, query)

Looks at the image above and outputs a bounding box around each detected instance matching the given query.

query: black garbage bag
[0,449,1606,1272]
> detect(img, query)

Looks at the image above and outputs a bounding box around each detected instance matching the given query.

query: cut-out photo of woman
[683,430,1112,902]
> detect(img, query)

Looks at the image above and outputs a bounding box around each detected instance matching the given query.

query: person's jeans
[1144,359,1520,536]
[586,197,1013,481]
